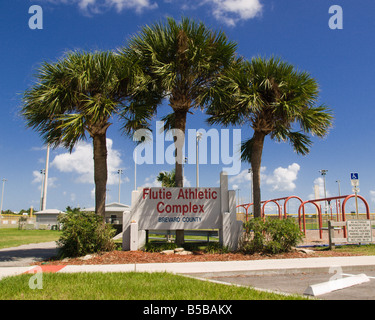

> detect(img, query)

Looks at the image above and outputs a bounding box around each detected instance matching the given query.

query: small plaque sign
[347,220,373,243]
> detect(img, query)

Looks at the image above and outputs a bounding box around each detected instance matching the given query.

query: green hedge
[241,217,304,254]
[57,211,115,258]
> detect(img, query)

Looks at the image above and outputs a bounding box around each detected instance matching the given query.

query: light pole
[248,168,253,214]
[40,169,45,211]
[182,157,187,186]
[196,132,203,187]
[134,148,137,191]
[236,188,241,213]
[117,169,123,203]
[336,180,341,215]
[42,144,50,211]
[319,169,328,214]
[0,178,7,216]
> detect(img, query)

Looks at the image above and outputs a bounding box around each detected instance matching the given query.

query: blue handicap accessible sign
[351,173,359,180]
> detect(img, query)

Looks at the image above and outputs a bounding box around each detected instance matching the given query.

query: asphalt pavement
[0,241,58,267]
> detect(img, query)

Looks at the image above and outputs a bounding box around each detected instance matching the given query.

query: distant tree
[65,206,81,214]
[157,169,176,187]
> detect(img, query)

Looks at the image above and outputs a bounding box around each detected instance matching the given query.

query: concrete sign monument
[122,172,242,251]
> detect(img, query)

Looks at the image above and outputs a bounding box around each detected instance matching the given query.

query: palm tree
[157,169,176,187]
[207,57,334,218]
[21,50,138,219]
[122,17,237,187]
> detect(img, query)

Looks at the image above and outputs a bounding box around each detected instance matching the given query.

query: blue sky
[1,0,375,213]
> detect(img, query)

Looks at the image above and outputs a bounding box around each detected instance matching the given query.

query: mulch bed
[34,248,362,266]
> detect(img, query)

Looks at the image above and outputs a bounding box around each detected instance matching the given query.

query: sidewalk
[2,255,375,281]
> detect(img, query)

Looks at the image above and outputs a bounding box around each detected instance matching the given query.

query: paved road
[0,242,58,267]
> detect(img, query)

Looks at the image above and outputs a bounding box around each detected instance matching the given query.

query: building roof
[34,209,65,215]
[81,202,130,213]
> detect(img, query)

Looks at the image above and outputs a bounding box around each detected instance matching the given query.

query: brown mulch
[34,248,362,266]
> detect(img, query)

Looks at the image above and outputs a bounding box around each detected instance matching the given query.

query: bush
[57,211,116,258]
[241,217,304,254]
[204,242,229,254]
[144,242,179,252]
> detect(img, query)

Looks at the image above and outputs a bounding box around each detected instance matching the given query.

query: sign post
[350,173,359,219]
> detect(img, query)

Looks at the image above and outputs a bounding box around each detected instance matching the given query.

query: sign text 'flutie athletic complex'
[143,188,218,218]
[122,172,242,251]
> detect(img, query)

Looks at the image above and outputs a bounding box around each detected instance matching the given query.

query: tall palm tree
[21,50,138,219]
[122,17,238,187]
[207,57,334,218]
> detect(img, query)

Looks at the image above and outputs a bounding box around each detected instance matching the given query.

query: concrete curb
[1,255,375,281]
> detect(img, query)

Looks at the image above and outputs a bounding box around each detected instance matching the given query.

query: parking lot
[191,268,375,300]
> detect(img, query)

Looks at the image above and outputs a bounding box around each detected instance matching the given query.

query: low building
[34,209,65,230]
[81,202,130,224]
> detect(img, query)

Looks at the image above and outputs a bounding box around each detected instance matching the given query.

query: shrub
[57,211,116,258]
[204,242,229,254]
[241,217,304,254]
[144,242,179,253]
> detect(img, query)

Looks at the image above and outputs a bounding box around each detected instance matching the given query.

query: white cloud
[45,0,157,14]
[141,174,162,188]
[229,168,252,185]
[370,190,375,202]
[51,138,126,185]
[265,163,300,192]
[32,170,58,189]
[312,177,331,199]
[207,0,263,26]
[229,164,299,192]
[107,0,158,13]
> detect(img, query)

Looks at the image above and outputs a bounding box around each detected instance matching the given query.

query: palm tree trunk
[93,133,108,220]
[173,110,187,188]
[173,109,187,246]
[250,131,266,219]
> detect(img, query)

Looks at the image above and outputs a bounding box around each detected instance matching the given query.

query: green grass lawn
[0,272,308,300]
[0,228,61,249]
